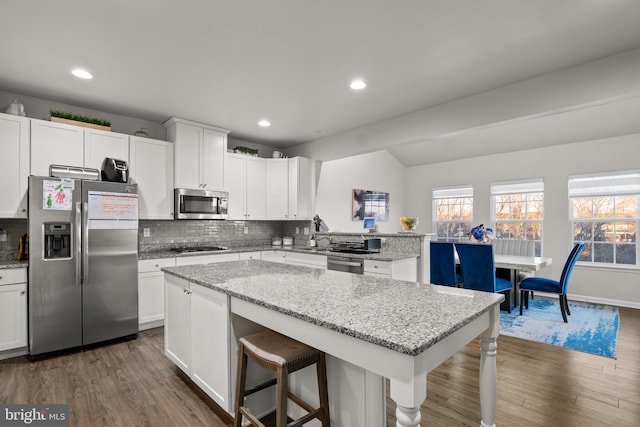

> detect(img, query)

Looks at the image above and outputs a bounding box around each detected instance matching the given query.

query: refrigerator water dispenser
[44,223,71,259]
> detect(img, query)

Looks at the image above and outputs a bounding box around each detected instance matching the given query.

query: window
[569,171,640,266]
[433,186,473,241]
[491,179,544,256]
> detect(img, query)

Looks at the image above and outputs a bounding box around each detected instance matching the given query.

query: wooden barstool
[233,329,330,427]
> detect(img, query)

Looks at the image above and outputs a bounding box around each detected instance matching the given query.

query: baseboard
[0,346,27,361]
[535,291,640,310]
[138,319,164,331]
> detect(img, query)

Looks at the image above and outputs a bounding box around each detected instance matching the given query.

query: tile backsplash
[0,219,27,261]
[0,218,313,259]
[138,219,313,252]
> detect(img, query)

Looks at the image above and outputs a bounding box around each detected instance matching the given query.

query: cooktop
[170,246,228,253]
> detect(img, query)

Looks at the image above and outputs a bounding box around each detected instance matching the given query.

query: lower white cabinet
[138,258,175,330]
[364,258,417,282]
[175,252,240,266]
[0,268,28,355]
[165,274,231,412]
[284,251,327,269]
[238,251,261,260]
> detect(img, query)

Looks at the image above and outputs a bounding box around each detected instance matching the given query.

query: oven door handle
[328,259,363,268]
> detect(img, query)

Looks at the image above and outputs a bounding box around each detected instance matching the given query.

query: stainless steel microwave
[174,188,229,219]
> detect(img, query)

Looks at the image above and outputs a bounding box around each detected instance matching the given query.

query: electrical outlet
[303,227,310,235]
[244,226,249,234]
[296,227,299,234]
[143,228,151,238]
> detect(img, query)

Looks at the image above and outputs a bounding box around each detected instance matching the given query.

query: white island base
[231,298,498,427]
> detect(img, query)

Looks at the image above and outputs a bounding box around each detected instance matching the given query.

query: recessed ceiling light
[258,120,271,127]
[350,79,366,90]
[71,69,93,79]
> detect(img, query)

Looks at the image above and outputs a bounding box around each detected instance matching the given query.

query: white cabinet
[129,136,175,220]
[364,258,417,282]
[84,128,129,171]
[0,268,27,354]
[283,251,327,269]
[288,157,314,220]
[265,159,289,219]
[165,274,231,411]
[225,154,266,220]
[31,119,130,177]
[30,119,84,176]
[175,252,240,266]
[0,113,30,218]
[164,117,229,190]
[138,258,175,330]
[238,251,261,260]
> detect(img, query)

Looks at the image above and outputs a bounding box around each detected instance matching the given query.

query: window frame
[432,186,474,242]
[490,179,544,256]
[568,171,640,268]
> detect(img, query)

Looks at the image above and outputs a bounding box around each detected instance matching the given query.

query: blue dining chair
[519,242,585,323]
[454,242,512,312]
[430,241,463,287]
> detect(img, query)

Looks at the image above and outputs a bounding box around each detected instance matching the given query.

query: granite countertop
[0,260,28,270]
[139,246,418,262]
[162,260,503,356]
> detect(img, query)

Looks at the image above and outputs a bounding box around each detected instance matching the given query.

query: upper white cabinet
[227,155,313,221]
[129,136,175,220]
[288,157,314,220]
[265,159,289,220]
[164,118,229,190]
[0,113,30,218]
[225,154,266,220]
[30,119,84,176]
[31,119,129,176]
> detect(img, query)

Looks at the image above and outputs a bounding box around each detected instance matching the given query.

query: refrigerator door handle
[75,202,82,287]
[83,202,89,286]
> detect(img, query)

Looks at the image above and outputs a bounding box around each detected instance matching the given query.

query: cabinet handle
[155,264,159,268]
[374,265,378,269]
[21,291,26,295]
[22,209,26,212]
[0,276,2,279]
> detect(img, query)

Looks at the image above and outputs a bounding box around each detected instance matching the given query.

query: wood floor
[1,307,639,426]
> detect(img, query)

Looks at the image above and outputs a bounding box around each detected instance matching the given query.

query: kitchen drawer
[363,260,391,276]
[285,252,327,268]
[239,251,261,260]
[138,258,176,273]
[0,268,27,285]
[176,252,240,266]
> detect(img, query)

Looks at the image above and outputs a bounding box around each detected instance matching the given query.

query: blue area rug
[500,296,619,358]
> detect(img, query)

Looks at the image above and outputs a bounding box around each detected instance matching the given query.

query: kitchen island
[162,260,502,427]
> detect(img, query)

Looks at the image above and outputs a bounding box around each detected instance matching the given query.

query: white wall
[404,133,640,308]
[315,151,405,233]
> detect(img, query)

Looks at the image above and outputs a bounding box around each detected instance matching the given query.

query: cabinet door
[84,128,129,171]
[201,129,226,189]
[245,157,266,219]
[130,136,174,219]
[265,159,288,220]
[31,119,84,176]
[0,113,29,218]
[139,272,166,327]
[289,157,314,220]
[0,283,27,351]
[173,123,202,189]
[190,284,230,411]
[164,275,191,373]
[225,153,247,219]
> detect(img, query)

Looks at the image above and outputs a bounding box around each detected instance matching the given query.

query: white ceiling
[2,1,640,153]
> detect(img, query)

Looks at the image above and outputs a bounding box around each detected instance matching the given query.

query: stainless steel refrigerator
[28,175,139,356]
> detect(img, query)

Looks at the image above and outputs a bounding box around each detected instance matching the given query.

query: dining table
[493,255,552,306]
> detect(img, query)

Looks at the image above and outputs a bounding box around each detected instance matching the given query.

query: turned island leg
[389,374,427,427]
[479,306,499,427]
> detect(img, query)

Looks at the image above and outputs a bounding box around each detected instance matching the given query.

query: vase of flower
[400,216,418,232]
